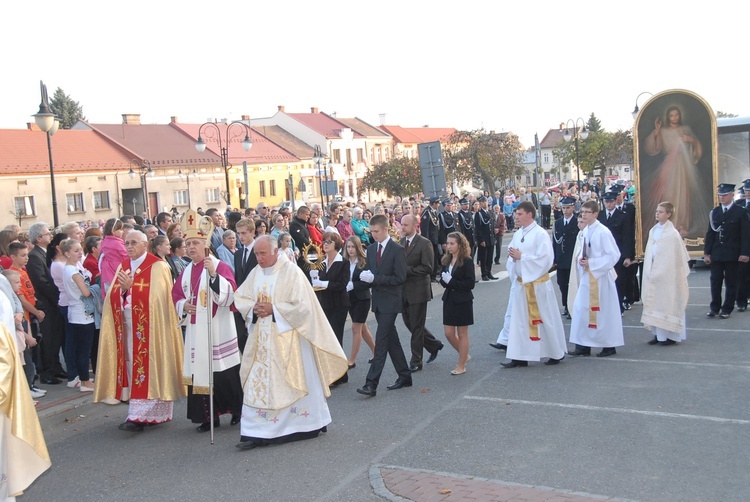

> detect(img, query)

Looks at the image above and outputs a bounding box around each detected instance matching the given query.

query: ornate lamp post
[562,118,589,185]
[195,121,252,205]
[128,159,154,219]
[32,80,61,228]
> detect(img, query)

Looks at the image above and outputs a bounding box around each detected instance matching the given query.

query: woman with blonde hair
[439,231,475,375]
[641,201,690,345]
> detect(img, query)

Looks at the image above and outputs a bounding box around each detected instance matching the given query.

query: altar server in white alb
[172,209,243,433]
[501,202,566,368]
[569,200,624,357]
[641,201,690,346]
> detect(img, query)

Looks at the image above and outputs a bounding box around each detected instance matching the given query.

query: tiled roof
[251,125,315,160]
[84,122,220,167]
[379,125,456,144]
[333,117,390,139]
[287,112,365,139]
[0,128,134,175]
[170,123,299,165]
[540,128,567,149]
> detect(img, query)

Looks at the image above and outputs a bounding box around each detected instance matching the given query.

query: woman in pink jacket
[98,218,128,299]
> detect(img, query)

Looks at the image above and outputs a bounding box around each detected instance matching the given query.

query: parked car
[333,195,355,204]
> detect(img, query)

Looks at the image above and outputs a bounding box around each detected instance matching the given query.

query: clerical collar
[129,253,147,273]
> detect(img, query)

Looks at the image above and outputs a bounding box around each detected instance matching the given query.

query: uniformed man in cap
[457,197,475,255]
[598,190,633,313]
[420,196,442,281]
[438,199,456,251]
[552,196,579,318]
[735,180,750,311]
[704,183,750,318]
[474,196,497,281]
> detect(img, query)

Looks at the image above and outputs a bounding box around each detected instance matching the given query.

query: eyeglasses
[323,240,333,244]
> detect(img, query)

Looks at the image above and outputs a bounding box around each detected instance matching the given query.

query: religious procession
[3,172,750,498]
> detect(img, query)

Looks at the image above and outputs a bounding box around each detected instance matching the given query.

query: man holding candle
[569,200,624,357]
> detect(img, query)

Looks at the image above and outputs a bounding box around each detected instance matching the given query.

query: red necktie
[377,243,382,265]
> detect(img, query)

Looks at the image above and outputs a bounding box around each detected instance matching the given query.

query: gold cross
[133,278,150,292]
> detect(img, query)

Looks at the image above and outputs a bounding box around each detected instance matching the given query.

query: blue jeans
[65,321,94,382]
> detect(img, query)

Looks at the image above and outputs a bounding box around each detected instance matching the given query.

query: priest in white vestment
[233,236,348,450]
[569,201,624,357]
[502,202,566,367]
[641,202,690,345]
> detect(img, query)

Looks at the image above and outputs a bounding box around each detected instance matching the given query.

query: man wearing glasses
[95,230,185,432]
[568,200,624,358]
[26,223,66,385]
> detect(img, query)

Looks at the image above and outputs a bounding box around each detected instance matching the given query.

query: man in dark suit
[552,196,579,318]
[356,215,411,397]
[735,180,750,311]
[400,215,442,372]
[474,196,497,281]
[614,185,640,309]
[233,218,258,352]
[598,191,634,313]
[704,183,750,318]
[289,206,311,269]
[25,222,65,384]
[420,196,441,282]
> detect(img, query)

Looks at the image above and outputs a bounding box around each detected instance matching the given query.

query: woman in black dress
[312,232,351,385]
[439,232,475,375]
[344,236,375,368]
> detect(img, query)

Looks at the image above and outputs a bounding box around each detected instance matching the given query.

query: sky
[2,0,748,149]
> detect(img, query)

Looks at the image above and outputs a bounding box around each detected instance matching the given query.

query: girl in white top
[277,232,296,262]
[61,239,95,392]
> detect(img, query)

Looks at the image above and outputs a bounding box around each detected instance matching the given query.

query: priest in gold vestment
[1,324,50,500]
[233,235,348,450]
[94,230,185,432]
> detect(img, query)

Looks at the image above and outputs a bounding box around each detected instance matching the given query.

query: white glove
[311,278,328,289]
[309,269,319,280]
[346,281,354,292]
[441,271,452,284]
[360,270,374,283]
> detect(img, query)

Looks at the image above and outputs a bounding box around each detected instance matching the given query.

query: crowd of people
[4,177,750,497]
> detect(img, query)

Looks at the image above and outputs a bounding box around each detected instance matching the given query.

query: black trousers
[556,268,571,308]
[623,263,640,303]
[365,312,410,387]
[234,311,249,353]
[494,236,503,263]
[477,243,492,278]
[736,262,750,309]
[39,309,65,378]
[710,260,739,314]
[614,262,626,313]
[541,205,552,228]
[323,306,349,383]
[402,299,442,365]
[432,243,441,279]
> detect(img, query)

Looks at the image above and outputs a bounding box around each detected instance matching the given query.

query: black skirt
[186,365,243,424]
[348,294,371,323]
[443,296,474,327]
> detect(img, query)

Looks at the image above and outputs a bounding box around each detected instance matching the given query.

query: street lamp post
[563,118,589,186]
[32,80,61,228]
[195,121,252,206]
[313,145,327,205]
[631,91,654,120]
[129,159,154,219]
[178,167,197,208]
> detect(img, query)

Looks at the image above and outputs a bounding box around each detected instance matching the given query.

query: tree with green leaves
[553,126,633,179]
[360,156,423,197]
[49,87,85,129]
[443,129,525,192]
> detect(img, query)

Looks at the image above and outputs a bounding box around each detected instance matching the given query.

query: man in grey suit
[356,215,412,397]
[400,215,443,371]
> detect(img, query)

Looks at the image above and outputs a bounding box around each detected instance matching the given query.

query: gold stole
[587,271,600,328]
[518,273,550,341]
